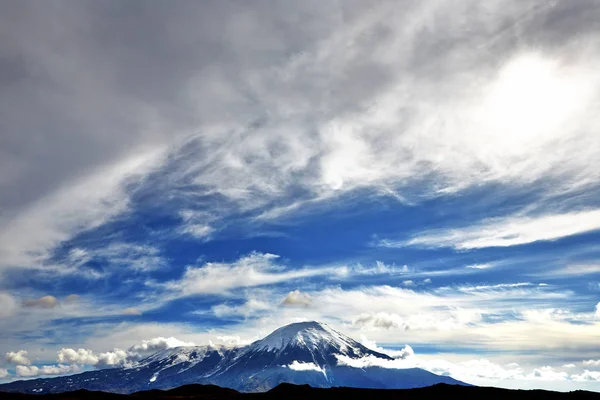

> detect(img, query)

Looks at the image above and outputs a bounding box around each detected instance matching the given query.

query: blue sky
[1,0,600,391]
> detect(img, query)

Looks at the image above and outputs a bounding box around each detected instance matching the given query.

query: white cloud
[563,364,576,368]
[0,368,8,378]
[281,290,313,307]
[549,265,600,277]
[286,361,325,375]
[165,252,341,296]
[456,282,534,292]
[64,294,80,304]
[5,350,31,365]
[129,337,195,355]
[360,338,414,359]
[57,348,98,365]
[583,360,600,367]
[352,312,408,330]
[521,309,570,325]
[215,335,247,347]
[467,263,494,270]
[57,347,129,368]
[0,0,596,289]
[57,336,195,369]
[595,302,600,320]
[336,353,573,385]
[349,261,410,276]
[96,349,130,368]
[122,308,142,316]
[15,365,40,377]
[23,295,59,309]
[16,364,80,377]
[182,224,214,239]
[232,283,594,355]
[571,370,600,382]
[0,292,17,318]
[0,148,165,273]
[385,209,600,250]
[528,366,568,381]
[73,243,166,273]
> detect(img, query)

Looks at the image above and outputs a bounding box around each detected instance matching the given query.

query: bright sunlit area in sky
[0,0,600,395]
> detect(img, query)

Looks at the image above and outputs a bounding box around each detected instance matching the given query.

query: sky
[1,0,600,392]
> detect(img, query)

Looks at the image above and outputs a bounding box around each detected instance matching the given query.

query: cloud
[179,210,214,239]
[0,148,165,273]
[67,243,167,274]
[96,349,130,368]
[57,336,195,369]
[64,294,80,304]
[5,350,31,365]
[16,364,80,377]
[281,290,313,307]
[336,353,572,384]
[595,302,600,320]
[571,370,600,382]
[57,347,129,368]
[57,348,99,365]
[563,364,576,368]
[335,353,407,369]
[350,261,410,276]
[0,369,8,378]
[165,252,340,296]
[234,282,592,355]
[0,292,17,318]
[542,264,600,277]
[1,0,598,282]
[583,360,600,367]
[286,361,325,374]
[360,338,414,359]
[383,209,600,250]
[352,312,409,330]
[215,336,247,347]
[182,224,214,239]
[129,337,195,355]
[529,366,568,381]
[466,263,494,270]
[23,295,58,309]
[122,308,142,316]
[457,282,534,292]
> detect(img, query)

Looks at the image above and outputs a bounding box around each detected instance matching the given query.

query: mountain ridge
[1,382,599,400]
[0,321,466,394]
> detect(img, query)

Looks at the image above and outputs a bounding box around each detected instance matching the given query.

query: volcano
[0,321,467,394]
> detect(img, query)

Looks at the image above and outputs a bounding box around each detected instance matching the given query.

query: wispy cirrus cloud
[2,0,600,282]
[380,209,600,250]
[163,252,343,297]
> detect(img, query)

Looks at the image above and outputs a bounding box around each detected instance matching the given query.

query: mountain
[0,321,467,394]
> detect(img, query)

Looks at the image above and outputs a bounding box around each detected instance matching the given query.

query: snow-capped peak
[249,321,362,355]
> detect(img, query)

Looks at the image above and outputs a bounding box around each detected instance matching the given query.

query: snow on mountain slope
[249,321,383,357]
[0,321,468,394]
[135,345,232,372]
